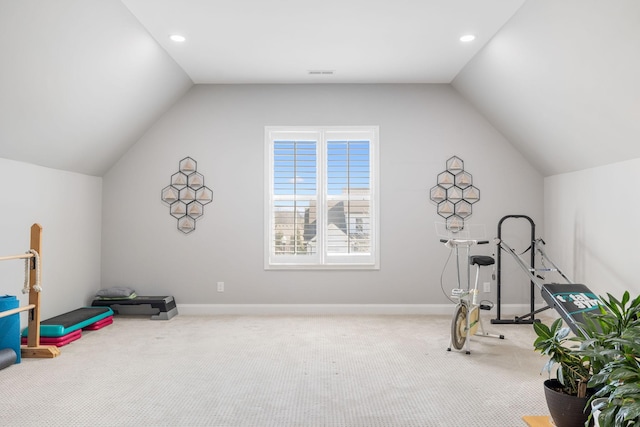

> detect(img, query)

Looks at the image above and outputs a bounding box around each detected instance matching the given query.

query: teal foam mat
[22,307,114,338]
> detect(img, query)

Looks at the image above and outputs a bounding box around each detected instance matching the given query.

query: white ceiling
[121,0,526,84]
[1,0,638,177]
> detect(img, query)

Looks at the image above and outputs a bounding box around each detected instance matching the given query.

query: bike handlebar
[439,239,490,246]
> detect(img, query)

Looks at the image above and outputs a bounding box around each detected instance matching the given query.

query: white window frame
[265,126,379,270]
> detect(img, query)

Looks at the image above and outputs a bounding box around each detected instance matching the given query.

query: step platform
[83,316,113,330]
[91,296,178,320]
[540,283,602,337]
[21,307,114,338]
[21,329,82,347]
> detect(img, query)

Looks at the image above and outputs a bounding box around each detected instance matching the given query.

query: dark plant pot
[544,379,593,427]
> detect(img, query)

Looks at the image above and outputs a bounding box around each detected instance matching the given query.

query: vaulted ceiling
[453,0,640,176]
[120,0,525,84]
[0,0,638,177]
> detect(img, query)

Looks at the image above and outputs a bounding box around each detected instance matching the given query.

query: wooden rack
[0,224,60,358]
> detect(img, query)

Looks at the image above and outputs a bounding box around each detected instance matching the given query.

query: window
[265,126,379,269]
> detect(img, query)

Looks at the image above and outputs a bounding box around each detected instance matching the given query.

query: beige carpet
[0,314,551,426]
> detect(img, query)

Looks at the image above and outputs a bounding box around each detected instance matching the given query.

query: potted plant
[580,292,640,427]
[533,317,594,427]
[588,331,640,427]
[533,291,640,427]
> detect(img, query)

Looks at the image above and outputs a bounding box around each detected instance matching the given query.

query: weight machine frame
[491,215,539,325]
[490,215,600,338]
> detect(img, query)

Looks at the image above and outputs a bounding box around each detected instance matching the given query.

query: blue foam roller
[0,295,21,364]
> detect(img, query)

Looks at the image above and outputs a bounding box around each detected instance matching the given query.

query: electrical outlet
[217,282,224,292]
[483,282,491,293]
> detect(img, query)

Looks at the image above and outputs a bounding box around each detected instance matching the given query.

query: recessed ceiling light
[460,34,476,42]
[169,34,186,42]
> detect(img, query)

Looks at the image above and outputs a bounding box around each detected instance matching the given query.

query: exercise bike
[440,238,504,354]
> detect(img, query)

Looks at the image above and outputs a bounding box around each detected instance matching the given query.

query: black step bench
[91,296,178,320]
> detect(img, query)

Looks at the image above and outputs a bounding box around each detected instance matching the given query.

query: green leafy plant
[580,292,640,427]
[533,292,640,426]
[533,317,591,397]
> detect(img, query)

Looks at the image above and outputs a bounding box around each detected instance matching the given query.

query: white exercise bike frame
[440,238,504,354]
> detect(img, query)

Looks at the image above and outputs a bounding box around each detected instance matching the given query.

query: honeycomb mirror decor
[161,157,213,234]
[429,156,480,232]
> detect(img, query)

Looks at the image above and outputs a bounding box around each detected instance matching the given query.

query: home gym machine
[490,215,601,338]
[491,215,538,326]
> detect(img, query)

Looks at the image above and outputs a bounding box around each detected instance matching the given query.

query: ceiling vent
[308,70,335,75]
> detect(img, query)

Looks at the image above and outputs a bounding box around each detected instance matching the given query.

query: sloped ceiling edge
[0,0,193,176]
[452,0,640,177]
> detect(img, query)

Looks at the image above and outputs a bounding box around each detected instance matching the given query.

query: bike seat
[470,255,495,266]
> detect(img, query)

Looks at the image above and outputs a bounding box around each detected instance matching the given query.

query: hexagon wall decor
[429,156,480,232]
[161,157,213,234]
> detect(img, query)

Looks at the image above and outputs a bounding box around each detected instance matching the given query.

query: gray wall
[0,158,102,325]
[101,84,543,312]
[544,159,640,298]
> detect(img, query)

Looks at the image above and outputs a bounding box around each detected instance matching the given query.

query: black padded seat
[470,255,495,266]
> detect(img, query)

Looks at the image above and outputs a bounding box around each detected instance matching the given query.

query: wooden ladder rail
[23,223,60,358]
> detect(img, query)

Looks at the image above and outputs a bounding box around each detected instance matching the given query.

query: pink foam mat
[83,316,113,331]
[21,329,82,347]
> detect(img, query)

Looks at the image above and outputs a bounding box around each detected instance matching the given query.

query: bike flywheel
[451,304,468,350]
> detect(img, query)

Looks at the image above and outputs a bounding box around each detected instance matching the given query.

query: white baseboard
[176,303,551,316]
